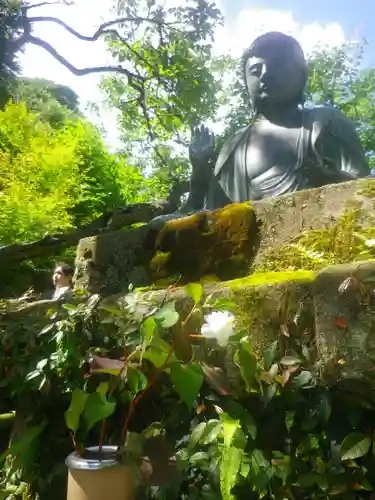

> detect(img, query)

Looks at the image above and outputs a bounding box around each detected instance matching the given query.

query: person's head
[242,32,308,113]
[52,263,74,288]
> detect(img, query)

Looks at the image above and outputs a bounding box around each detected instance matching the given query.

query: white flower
[201,311,236,347]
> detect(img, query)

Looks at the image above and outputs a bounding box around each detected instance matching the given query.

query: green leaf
[219,415,244,500]
[285,411,295,433]
[235,344,257,391]
[207,297,239,314]
[318,391,331,424]
[190,451,210,463]
[154,301,179,328]
[224,400,257,440]
[25,370,42,382]
[280,355,301,366]
[0,422,46,463]
[141,317,157,342]
[201,419,222,445]
[340,432,371,460]
[263,341,278,371]
[96,382,109,396]
[65,389,89,432]
[83,392,116,431]
[188,421,207,451]
[170,362,203,409]
[292,370,312,388]
[220,446,242,500]
[185,283,203,304]
[297,472,318,487]
[127,366,147,395]
[144,338,175,368]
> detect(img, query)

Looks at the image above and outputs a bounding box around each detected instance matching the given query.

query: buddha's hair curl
[241,31,308,105]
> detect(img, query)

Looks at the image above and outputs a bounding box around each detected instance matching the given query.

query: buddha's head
[242,32,308,113]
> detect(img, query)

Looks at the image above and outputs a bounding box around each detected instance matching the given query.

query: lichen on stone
[257,202,375,273]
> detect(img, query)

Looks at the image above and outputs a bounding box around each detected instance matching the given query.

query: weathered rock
[102,262,375,384]
[313,260,375,379]
[75,179,375,295]
[75,226,152,294]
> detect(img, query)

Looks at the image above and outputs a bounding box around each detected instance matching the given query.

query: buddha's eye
[248,67,260,77]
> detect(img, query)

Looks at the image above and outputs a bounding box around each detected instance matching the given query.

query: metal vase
[66,446,135,500]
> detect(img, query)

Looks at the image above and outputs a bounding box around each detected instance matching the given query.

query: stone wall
[75,179,375,295]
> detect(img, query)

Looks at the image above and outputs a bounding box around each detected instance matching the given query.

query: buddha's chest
[237,121,302,180]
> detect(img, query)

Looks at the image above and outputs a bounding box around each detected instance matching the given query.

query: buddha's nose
[259,66,270,86]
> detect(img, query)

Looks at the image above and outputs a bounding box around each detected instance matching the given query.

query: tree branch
[25,1,65,10]
[26,15,176,42]
[25,34,145,80]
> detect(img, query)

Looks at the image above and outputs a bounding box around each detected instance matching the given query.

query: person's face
[245,49,304,111]
[53,267,70,287]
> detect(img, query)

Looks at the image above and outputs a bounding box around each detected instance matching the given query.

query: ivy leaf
[185,283,203,304]
[127,366,147,395]
[154,301,179,328]
[170,362,203,409]
[65,389,89,432]
[144,338,175,368]
[340,432,371,460]
[83,392,116,431]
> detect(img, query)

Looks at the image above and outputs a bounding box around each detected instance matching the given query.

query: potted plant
[63,285,208,500]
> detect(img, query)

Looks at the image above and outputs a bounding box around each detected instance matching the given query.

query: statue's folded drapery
[205,107,369,209]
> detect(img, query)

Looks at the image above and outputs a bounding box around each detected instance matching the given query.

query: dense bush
[0,101,153,245]
[1,284,375,499]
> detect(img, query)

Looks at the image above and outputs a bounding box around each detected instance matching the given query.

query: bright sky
[20,0,371,150]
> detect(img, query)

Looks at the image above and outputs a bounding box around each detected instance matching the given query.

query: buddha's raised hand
[189,125,215,173]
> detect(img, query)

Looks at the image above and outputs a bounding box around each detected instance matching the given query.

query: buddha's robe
[205,107,369,208]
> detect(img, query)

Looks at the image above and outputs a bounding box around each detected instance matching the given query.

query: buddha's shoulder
[304,106,354,129]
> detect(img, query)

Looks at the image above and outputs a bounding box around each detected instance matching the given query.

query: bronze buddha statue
[152,31,369,225]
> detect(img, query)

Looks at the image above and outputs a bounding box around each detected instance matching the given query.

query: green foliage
[170,362,203,409]
[13,77,81,128]
[306,40,375,171]
[3,279,375,500]
[0,101,151,245]
[100,0,224,189]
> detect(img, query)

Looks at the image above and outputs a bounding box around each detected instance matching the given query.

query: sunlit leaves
[0,102,142,244]
[154,301,180,328]
[185,282,203,304]
[64,387,116,433]
[340,433,372,461]
[170,361,203,409]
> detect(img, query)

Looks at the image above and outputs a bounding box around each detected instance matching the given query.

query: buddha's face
[245,47,305,111]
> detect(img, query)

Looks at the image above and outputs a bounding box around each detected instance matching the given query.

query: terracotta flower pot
[66,446,135,500]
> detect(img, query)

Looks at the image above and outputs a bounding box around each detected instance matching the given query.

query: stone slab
[75,179,375,295]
